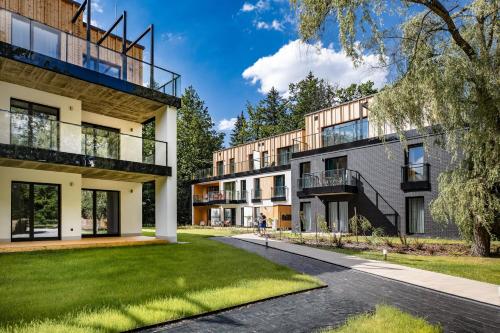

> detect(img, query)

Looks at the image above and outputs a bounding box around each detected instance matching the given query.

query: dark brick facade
[291,134,460,238]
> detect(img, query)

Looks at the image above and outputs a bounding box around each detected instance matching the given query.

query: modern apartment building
[191,129,302,228]
[192,96,460,238]
[0,0,179,242]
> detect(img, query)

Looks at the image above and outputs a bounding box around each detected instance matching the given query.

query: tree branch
[409,0,477,61]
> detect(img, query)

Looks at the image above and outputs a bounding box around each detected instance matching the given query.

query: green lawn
[327,247,500,285]
[0,231,322,333]
[323,304,441,333]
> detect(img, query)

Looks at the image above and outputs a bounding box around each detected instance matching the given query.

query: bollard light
[265,234,269,248]
[382,249,388,260]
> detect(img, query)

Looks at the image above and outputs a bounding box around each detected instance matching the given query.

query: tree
[177,86,224,225]
[287,72,337,130]
[248,87,289,140]
[230,112,252,145]
[335,81,378,104]
[291,0,499,256]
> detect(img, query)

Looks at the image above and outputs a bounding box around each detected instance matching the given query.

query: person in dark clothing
[259,213,267,235]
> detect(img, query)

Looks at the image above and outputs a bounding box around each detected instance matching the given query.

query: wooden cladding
[0,0,143,59]
[213,129,303,165]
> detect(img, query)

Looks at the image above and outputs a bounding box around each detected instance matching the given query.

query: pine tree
[252,87,289,139]
[287,72,337,130]
[230,111,252,145]
[177,86,224,225]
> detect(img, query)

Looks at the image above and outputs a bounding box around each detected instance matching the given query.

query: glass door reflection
[81,189,120,237]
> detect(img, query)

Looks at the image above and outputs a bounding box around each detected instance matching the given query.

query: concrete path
[144,237,500,333]
[233,233,500,307]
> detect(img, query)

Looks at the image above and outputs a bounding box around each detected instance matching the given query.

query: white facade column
[155,105,177,242]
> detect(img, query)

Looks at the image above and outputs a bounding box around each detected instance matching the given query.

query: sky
[89,0,390,144]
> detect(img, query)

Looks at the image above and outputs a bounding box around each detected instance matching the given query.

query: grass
[0,231,322,333]
[323,304,441,333]
[325,247,500,285]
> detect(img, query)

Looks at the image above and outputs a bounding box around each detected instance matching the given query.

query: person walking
[259,213,267,236]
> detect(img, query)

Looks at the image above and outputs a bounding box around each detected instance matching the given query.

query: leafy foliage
[291,0,499,256]
[177,86,224,225]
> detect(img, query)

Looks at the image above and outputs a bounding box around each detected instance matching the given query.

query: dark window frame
[11,181,61,241]
[9,98,60,150]
[405,196,425,235]
[325,155,348,171]
[81,188,121,237]
[405,143,425,165]
[81,122,121,160]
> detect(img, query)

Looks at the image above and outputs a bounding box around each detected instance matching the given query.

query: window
[407,197,424,234]
[10,98,59,150]
[224,182,235,200]
[81,123,120,159]
[240,180,247,200]
[328,201,349,232]
[273,175,286,198]
[406,144,425,181]
[81,189,120,236]
[300,202,312,232]
[325,156,347,171]
[299,162,312,189]
[248,154,254,171]
[229,158,235,174]
[253,178,261,199]
[83,55,121,79]
[277,146,292,166]
[217,161,224,176]
[300,162,311,178]
[261,151,269,168]
[321,118,369,147]
[11,182,60,240]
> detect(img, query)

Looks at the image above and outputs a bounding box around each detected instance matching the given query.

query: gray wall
[291,135,460,238]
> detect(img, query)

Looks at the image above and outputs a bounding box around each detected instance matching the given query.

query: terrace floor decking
[0,236,167,253]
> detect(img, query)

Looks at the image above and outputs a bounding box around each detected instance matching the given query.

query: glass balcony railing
[297,169,358,190]
[271,186,288,200]
[0,108,168,166]
[0,8,180,96]
[293,119,369,153]
[192,152,293,180]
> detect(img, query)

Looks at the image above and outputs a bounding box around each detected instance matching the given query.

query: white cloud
[255,19,283,31]
[92,0,104,14]
[161,32,184,43]
[242,39,388,95]
[218,118,237,131]
[241,0,269,12]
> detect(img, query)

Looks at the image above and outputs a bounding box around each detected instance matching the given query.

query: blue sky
[90,0,389,144]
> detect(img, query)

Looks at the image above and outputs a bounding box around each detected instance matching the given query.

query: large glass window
[253,178,261,199]
[277,146,292,166]
[407,197,424,234]
[325,156,347,171]
[81,189,120,236]
[10,99,59,150]
[261,151,269,168]
[328,201,349,232]
[273,174,286,197]
[229,158,235,174]
[405,144,425,181]
[11,182,60,241]
[322,118,369,147]
[81,123,120,159]
[217,161,224,176]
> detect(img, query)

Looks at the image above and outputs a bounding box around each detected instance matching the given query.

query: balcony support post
[86,0,91,69]
[122,11,128,81]
[150,24,155,89]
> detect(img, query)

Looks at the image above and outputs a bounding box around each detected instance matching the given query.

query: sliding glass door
[11,182,60,241]
[328,201,349,233]
[81,189,120,237]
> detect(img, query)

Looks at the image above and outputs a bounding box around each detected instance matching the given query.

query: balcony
[271,186,288,202]
[0,108,169,182]
[0,8,181,122]
[401,163,431,192]
[251,189,262,203]
[193,190,247,206]
[297,169,358,197]
[192,152,292,181]
[293,118,370,154]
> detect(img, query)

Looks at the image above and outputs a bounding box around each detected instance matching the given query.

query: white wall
[82,178,142,236]
[0,167,82,242]
[155,105,177,242]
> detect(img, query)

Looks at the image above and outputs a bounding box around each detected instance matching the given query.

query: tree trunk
[471,223,490,257]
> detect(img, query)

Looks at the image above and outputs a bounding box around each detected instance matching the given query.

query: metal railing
[293,119,369,153]
[402,163,430,182]
[0,8,180,96]
[193,152,292,180]
[0,108,168,166]
[251,188,262,201]
[297,169,358,190]
[193,190,248,204]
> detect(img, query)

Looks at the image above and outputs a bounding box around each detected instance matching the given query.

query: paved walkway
[233,233,500,307]
[144,237,500,333]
